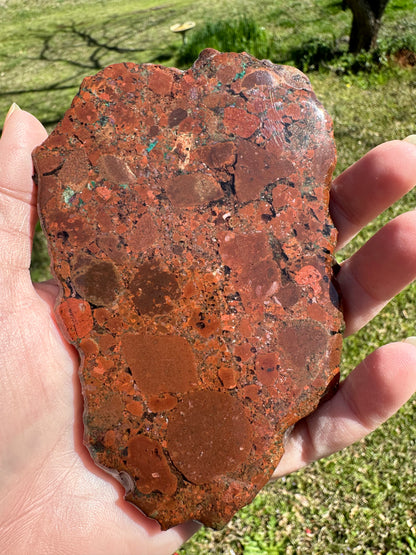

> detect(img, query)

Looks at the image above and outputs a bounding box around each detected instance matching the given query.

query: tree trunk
[346,0,390,53]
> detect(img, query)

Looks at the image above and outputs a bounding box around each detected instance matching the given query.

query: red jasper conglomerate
[33,49,343,530]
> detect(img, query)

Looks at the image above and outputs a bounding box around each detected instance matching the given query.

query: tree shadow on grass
[1,5,178,127]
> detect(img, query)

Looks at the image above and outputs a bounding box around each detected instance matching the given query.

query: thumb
[0,105,48,271]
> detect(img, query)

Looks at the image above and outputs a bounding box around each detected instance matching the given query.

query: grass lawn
[1,0,415,552]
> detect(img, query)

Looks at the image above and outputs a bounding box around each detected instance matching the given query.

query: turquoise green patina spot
[62,186,75,205]
[146,139,158,153]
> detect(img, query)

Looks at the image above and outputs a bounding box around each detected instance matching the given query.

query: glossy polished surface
[34,49,343,530]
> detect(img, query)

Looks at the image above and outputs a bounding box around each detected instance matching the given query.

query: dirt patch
[393,48,416,67]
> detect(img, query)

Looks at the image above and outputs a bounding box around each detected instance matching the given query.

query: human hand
[0,106,200,555]
[0,106,415,554]
[274,134,416,477]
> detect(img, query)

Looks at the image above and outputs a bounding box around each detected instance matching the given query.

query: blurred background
[1,0,415,552]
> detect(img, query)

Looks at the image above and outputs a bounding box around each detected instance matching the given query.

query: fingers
[34,279,60,306]
[338,210,416,336]
[273,340,416,478]
[0,105,48,203]
[0,106,47,271]
[330,140,416,250]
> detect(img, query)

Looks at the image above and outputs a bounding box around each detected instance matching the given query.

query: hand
[0,106,199,555]
[0,107,415,555]
[274,135,416,477]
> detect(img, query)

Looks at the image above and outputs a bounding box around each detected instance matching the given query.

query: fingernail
[4,102,21,125]
[403,135,416,145]
[403,336,416,347]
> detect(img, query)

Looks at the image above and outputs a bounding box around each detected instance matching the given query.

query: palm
[1,109,415,555]
[2,287,190,553]
[0,111,197,554]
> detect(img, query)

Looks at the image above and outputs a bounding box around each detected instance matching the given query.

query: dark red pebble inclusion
[33,49,343,530]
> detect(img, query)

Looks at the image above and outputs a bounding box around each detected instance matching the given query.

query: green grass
[178,17,271,66]
[1,0,415,552]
